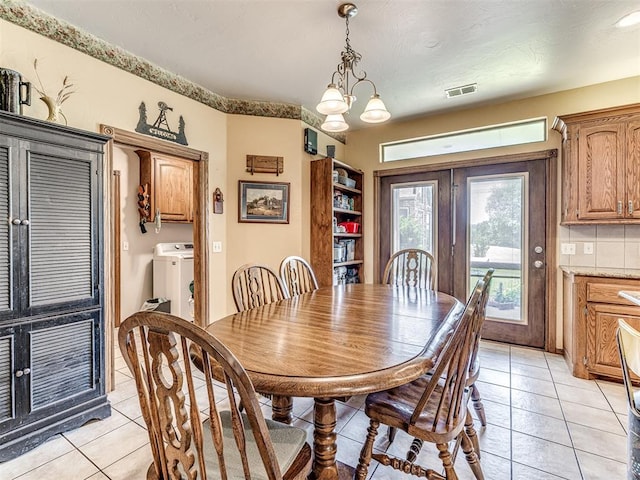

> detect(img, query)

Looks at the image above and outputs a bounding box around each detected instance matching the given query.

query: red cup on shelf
[338,221,360,233]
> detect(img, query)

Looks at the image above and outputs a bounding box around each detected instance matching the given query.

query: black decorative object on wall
[304,127,318,154]
[136,101,188,145]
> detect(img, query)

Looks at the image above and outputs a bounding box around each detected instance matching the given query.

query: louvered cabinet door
[0,137,21,320]
[24,143,100,315]
[29,313,100,412]
[0,330,15,426]
[0,313,102,437]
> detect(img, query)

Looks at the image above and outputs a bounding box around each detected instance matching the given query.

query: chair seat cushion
[365,376,468,443]
[201,411,307,479]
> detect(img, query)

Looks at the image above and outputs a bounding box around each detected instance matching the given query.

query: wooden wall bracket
[246,155,284,176]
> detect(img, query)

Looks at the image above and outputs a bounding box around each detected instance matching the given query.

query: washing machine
[153,242,194,320]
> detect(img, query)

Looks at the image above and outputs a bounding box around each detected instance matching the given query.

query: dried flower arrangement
[32,59,75,124]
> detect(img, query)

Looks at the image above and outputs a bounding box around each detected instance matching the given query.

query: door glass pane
[468,174,527,323]
[391,182,436,256]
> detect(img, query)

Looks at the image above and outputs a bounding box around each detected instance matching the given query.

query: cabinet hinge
[583,356,588,366]
[583,306,588,316]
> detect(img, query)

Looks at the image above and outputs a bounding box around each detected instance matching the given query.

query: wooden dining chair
[354,280,485,480]
[617,319,640,478]
[397,272,495,464]
[383,248,436,443]
[279,256,318,297]
[231,263,293,423]
[232,263,289,312]
[278,255,355,407]
[382,248,436,289]
[618,318,640,418]
[466,269,494,429]
[119,311,312,480]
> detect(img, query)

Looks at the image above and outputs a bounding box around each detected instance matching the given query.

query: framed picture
[238,180,290,224]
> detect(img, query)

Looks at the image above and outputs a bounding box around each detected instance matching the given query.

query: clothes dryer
[152,242,194,320]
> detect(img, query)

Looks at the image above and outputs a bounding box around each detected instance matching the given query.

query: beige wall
[0,19,229,319]
[225,114,343,311]
[346,76,640,349]
[0,18,344,321]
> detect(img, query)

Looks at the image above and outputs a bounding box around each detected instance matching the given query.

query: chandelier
[316,3,391,132]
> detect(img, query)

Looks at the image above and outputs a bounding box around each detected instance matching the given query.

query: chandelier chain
[316,2,390,131]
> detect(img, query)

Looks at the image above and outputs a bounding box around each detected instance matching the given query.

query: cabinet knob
[21,219,30,226]
[15,368,31,377]
[11,218,21,225]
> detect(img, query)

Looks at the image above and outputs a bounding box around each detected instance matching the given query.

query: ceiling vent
[445,83,478,98]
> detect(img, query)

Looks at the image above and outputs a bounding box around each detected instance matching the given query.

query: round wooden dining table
[205,283,464,480]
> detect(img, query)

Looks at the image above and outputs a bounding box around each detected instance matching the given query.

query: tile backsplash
[559,225,640,269]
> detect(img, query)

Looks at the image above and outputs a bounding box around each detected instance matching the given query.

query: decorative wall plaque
[136,101,188,145]
[213,187,224,214]
[246,155,284,175]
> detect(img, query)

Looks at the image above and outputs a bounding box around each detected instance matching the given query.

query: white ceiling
[25,0,640,130]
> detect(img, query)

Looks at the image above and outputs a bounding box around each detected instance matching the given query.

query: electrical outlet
[561,243,576,255]
[123,241,129,251]
[212,241,222,253]
[583,242,594,254]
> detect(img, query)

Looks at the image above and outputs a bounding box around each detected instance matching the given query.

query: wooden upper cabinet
[554,103,640,224]
[137,150,193,223]
[626,119,640,220]
[576,122,625,220]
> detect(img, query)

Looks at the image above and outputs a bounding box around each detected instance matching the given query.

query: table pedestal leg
[311,397,339,480]
[271,395,293,424]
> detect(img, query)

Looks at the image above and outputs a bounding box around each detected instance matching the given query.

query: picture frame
[238,180,290,224]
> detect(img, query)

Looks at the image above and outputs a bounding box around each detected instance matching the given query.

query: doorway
[101,125,210,390]
[377,150,557,349]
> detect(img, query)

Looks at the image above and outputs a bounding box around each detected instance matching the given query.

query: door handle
[533,260,544,269]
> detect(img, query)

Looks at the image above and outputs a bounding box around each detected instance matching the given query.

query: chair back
[279,256,318,297]
[409,280,484,432]
[468,269,494,372]
[232,263,288,312]
[118,311,310,480]
[617,319,640,416]
[382,248,436,289]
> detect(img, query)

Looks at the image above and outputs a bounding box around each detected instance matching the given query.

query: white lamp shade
[321,114,349,132]
[360,94,391,123]
[316,85,349,115]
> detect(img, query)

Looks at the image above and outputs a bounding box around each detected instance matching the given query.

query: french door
[378,170,453,292]
[379,159,547,348]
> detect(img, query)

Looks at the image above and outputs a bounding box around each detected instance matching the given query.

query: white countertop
[560,266,640,280]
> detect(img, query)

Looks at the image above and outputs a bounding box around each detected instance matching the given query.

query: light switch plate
[212,241,222,253]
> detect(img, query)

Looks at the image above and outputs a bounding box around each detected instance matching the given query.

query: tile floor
[0,340,630,480]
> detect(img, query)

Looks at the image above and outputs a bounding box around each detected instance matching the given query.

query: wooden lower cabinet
[587,304,640,378]
[564,271,640,380]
